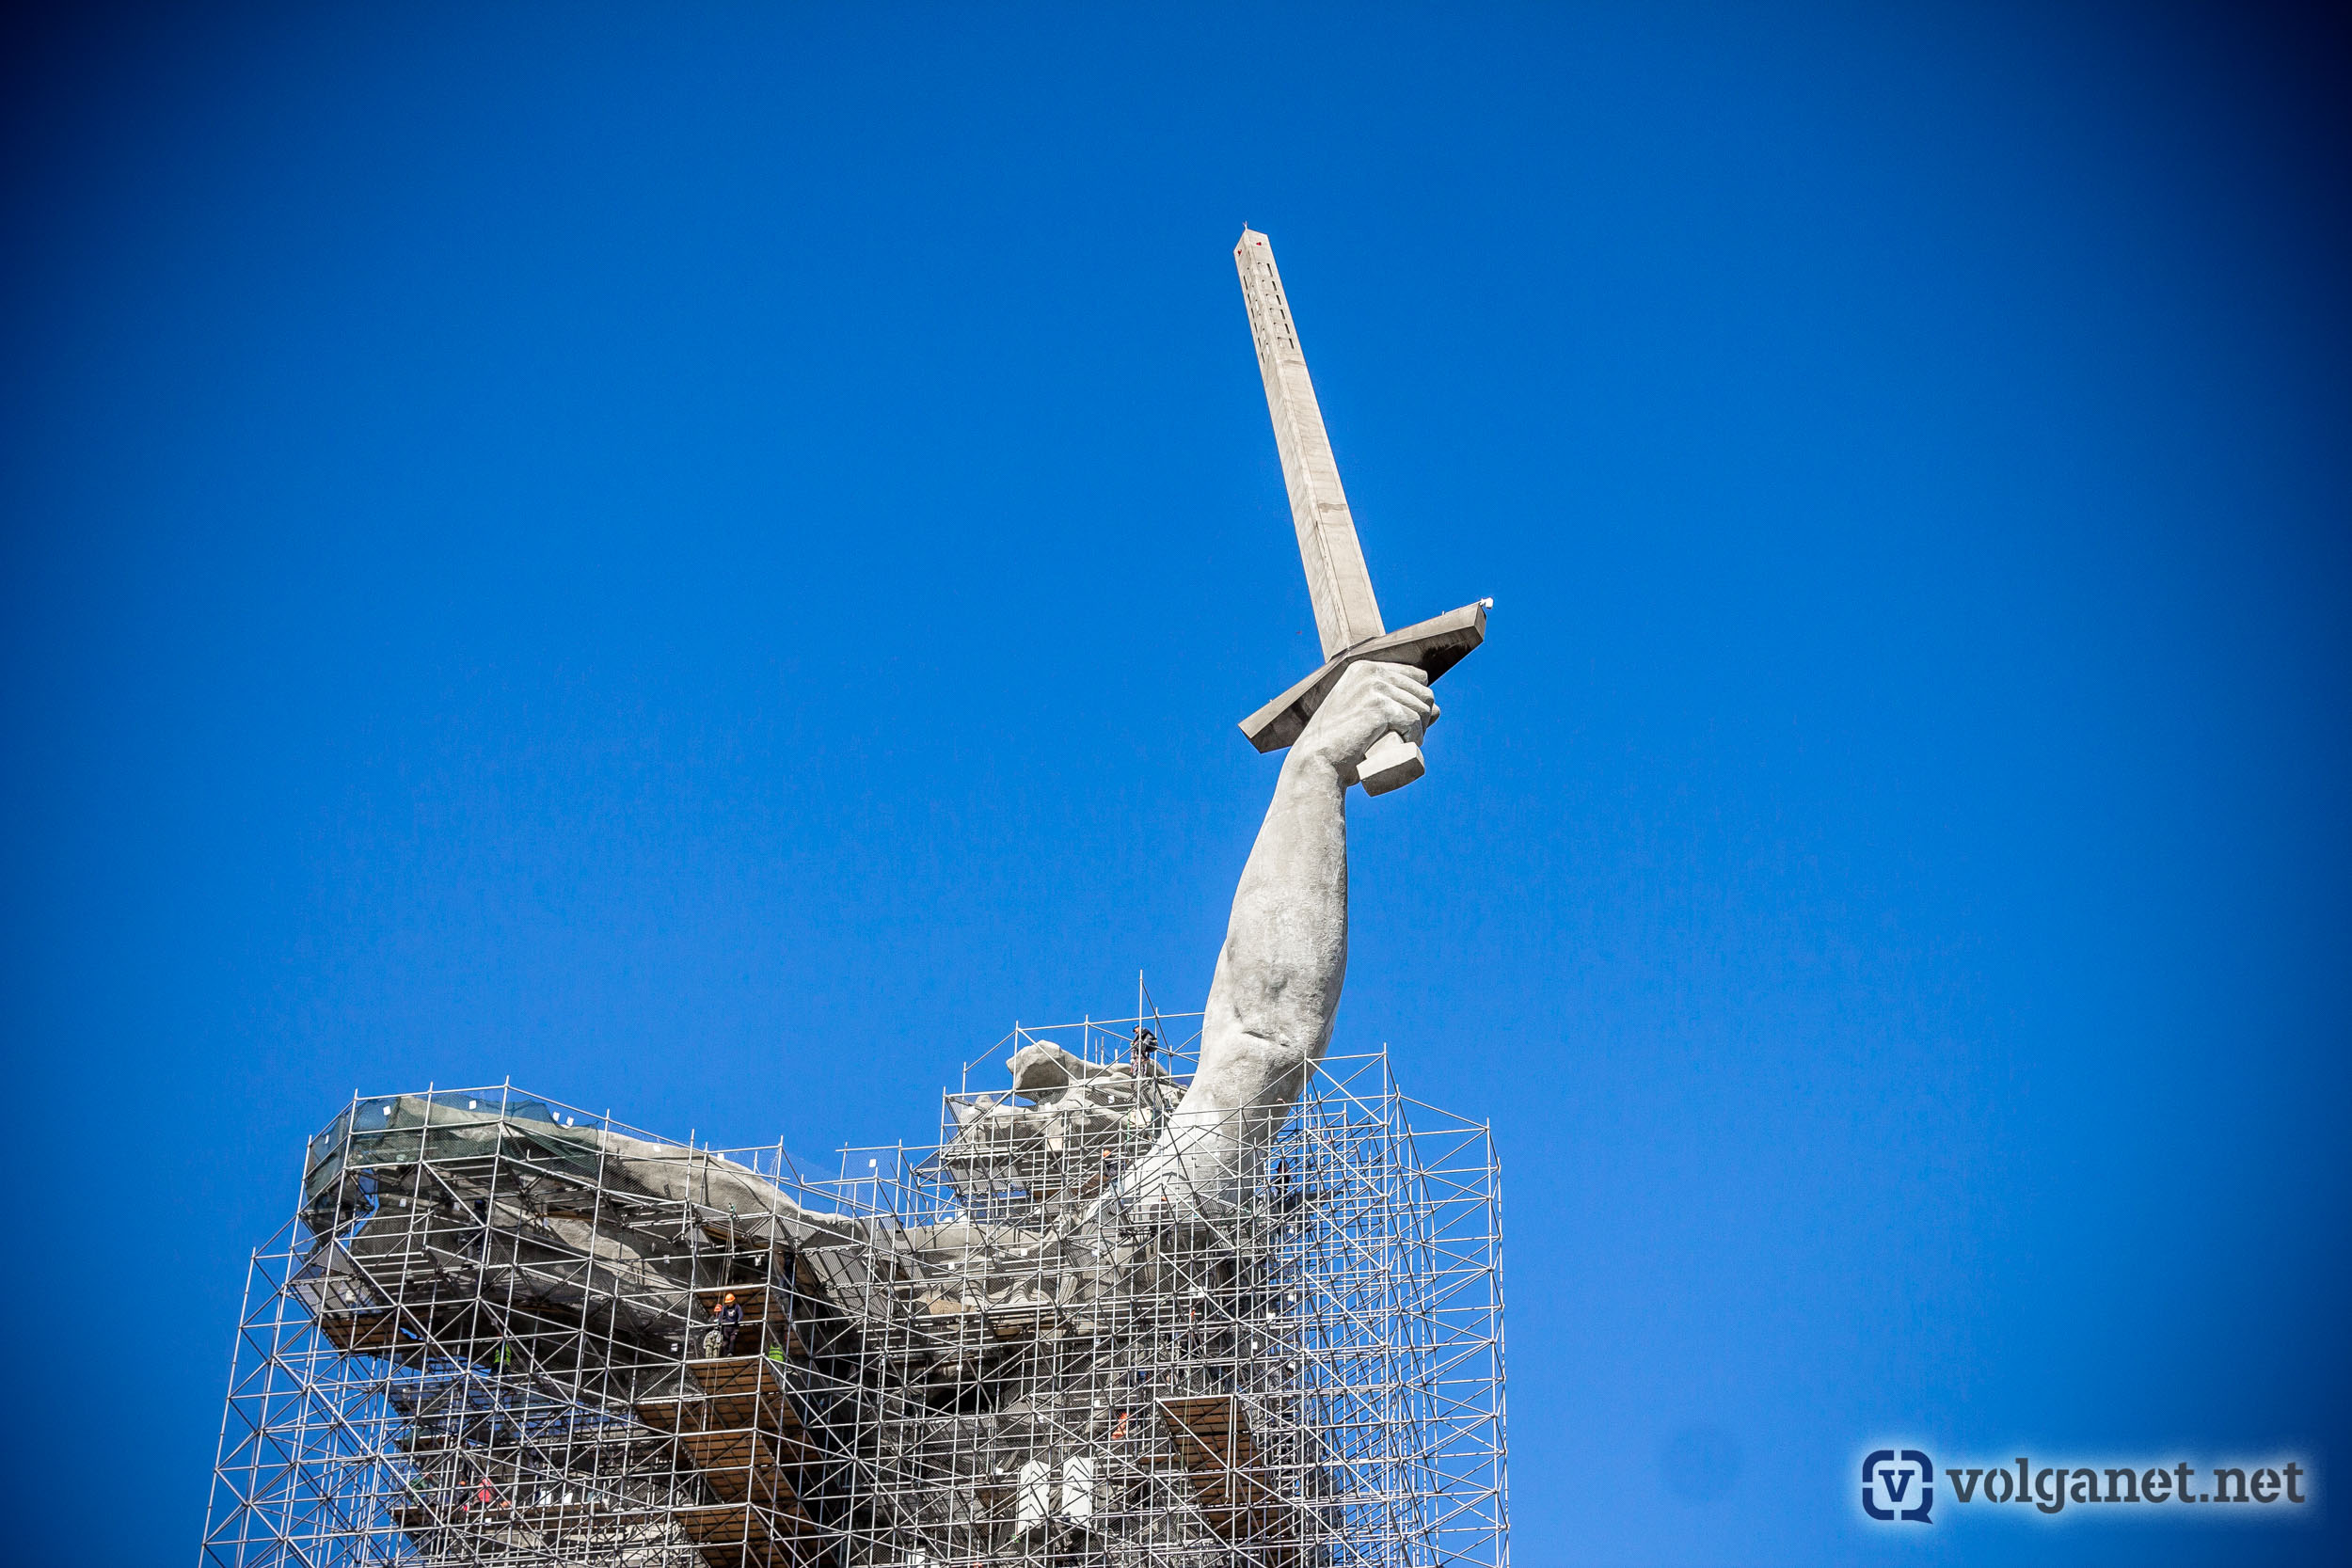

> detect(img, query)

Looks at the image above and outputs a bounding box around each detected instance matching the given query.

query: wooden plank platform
[316,1306,421,1354]
[636,1355,829,1568]
[1155,1395,1295,1563]
[675,1502,797,1568]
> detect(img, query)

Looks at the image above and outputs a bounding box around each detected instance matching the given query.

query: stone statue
[236,230,1510,1568]
[1123,658,1438,1212]
[1114,230,1491,1215]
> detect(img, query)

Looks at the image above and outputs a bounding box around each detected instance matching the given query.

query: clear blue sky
[3,4,2345,1563]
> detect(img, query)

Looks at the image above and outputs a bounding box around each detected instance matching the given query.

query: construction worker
[1129,1025,1158,1072]
[714,1292,745,1356]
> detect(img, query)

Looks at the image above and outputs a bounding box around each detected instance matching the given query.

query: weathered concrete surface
[1238,600,1487,754]
[1120,659,1437,1213]
[1232,226,1486,797]
[1234,227,1385,661]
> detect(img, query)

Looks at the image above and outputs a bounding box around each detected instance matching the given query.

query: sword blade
[1235,229,1385,660]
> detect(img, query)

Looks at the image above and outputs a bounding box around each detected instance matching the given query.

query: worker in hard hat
[713,1292,746,1357]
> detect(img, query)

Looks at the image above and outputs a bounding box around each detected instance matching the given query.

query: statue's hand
[1295,660,1438,775]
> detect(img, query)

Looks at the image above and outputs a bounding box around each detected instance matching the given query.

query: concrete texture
[1237,600,1487,754]
[1122,659,1438,1213]
[1232,228,1487,791]
[1234,228,1385,661]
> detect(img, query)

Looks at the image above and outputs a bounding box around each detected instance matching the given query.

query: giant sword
[1233,228,1488,794]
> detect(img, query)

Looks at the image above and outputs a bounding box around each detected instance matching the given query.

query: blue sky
[3,4,2345,1563]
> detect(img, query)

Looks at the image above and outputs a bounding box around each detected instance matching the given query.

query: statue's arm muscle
[1128,661,1435,1209]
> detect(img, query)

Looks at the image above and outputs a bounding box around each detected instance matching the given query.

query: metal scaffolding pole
[201,1014,1507,1568]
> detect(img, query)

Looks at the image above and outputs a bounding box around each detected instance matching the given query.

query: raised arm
[1127,660,1438,1212]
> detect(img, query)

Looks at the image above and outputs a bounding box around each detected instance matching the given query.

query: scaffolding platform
[201,1018,1507,1568]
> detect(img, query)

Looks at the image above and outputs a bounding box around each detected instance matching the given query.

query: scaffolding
[200,1013,1507,1568]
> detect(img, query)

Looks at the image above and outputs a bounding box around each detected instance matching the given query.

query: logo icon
[1863,1449,1935,1523]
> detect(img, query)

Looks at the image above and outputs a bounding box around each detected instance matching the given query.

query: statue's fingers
[1373,694,1432,739]
[1391,673,1438,708]
[1369,671,1438,718]
[1358,659,1431,696]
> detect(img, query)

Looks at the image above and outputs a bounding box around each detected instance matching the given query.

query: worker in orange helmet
[712,1292,745,1357]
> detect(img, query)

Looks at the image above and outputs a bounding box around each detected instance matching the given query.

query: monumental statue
[203,230,1508,1568]
[1125,228,1488,1217]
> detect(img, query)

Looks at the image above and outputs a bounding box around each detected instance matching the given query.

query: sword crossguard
[1232,229,1486,795]
[1239,601,1487,793]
